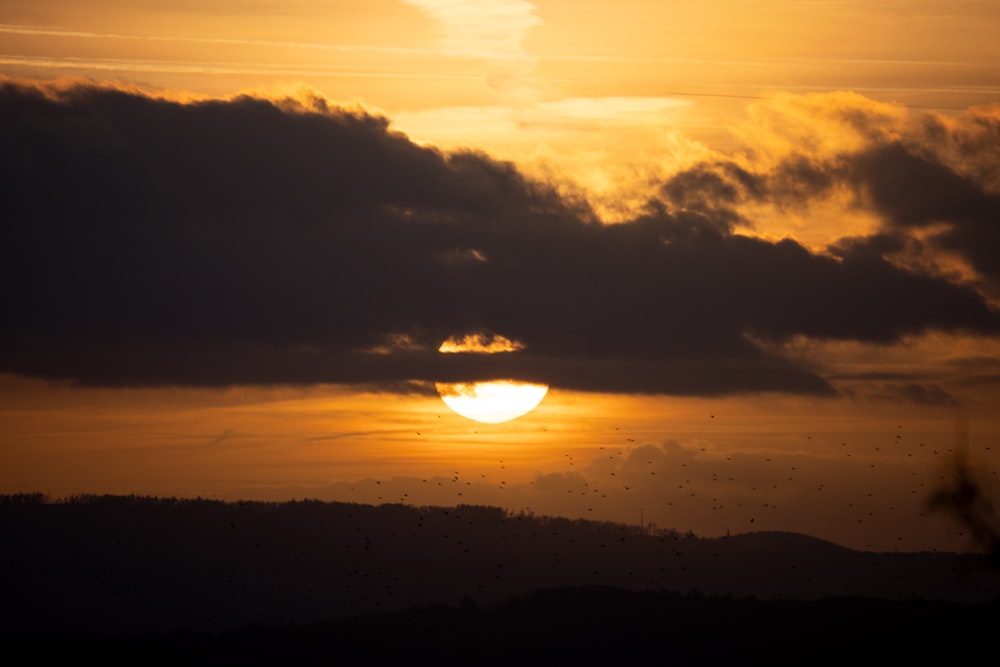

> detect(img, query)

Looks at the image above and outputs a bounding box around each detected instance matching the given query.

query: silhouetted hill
[2,494,998,641]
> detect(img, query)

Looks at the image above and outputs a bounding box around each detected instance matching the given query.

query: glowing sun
[435,333,548,423]
[436,380,548,424]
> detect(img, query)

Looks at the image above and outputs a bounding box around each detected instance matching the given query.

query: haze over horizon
[2,0,1000,554]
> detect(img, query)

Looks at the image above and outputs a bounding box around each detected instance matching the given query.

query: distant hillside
[2,494,998,637]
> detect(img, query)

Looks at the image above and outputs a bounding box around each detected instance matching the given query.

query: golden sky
[2,0,1000,553]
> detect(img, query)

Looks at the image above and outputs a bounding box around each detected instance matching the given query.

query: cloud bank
[1,81,997,394]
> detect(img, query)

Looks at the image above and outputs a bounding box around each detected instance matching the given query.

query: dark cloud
[658,161,760,228]
[895,382,959,406]
[660,108,1000,291]
[1,82,997,394]
[850,142,1000,285]
[839,379,961,406]
[913,108,1000,193]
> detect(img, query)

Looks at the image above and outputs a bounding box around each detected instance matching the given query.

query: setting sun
[435,333,548,422]
[435,380,548,423]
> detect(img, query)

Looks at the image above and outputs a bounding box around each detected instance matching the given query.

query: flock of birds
[336,414,999,555]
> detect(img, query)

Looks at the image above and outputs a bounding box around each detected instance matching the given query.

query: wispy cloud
[0,55,485,81]
[403,0,542,62]
[0,23,435,58]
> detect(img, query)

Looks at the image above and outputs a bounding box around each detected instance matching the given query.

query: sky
[2,0,1000,553]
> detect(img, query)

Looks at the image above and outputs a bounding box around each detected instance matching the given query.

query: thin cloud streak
[0,55,486,81]
[4,23,988,72]
[536,50,990,68]
[0,23,491,60]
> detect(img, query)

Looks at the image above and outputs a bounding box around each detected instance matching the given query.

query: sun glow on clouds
[392,94,705,222]
[439,333,525,354]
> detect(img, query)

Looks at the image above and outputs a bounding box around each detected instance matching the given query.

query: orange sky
[2,1,999,553]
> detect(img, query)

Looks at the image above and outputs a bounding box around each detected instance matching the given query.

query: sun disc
[436,380,548,423]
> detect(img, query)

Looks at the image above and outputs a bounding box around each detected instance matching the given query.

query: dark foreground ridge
[3,494,999,652]
[21,588,1000,666]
